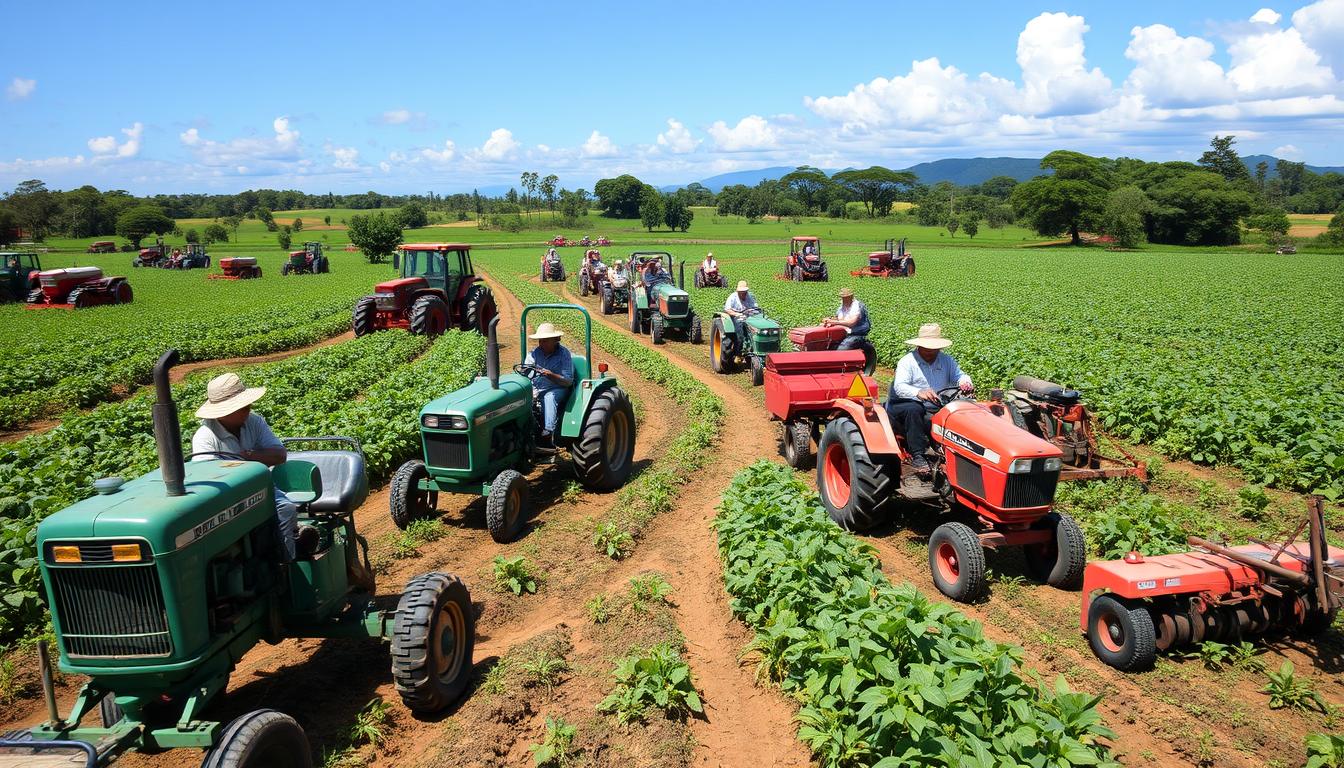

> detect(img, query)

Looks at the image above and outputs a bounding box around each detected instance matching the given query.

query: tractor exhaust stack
[485,316,500,390]
[152,349,187,497]
[678,260,685,290]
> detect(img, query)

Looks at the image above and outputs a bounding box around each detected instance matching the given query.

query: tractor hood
[420,373,531,424]
[933,401,1062,469]
[650,282,690,318]
[743,314,780,331]
[376,276,428,293]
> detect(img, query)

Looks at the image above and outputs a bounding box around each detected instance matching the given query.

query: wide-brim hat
[906,322,952,349]
[736,280,750,291]
[196,373,266,419]
[838,287,855,298]
[528,322,564,340]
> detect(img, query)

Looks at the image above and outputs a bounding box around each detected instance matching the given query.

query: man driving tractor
[527,322,575,450]
[190,373,298,559]
[885,323,973,478]
[642,257,672,300]
[702,251,718,275]
[822,287,870,352]
[722,280,759,353]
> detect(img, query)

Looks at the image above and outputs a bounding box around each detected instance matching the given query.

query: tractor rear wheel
[1023,512,1086,589]
[694,269,704,289]
[650,314,665,344]
[782,421,811,468]
[750,355,765,386]
[820,265,829,281]
[391,572,475,714]
[689,314,703,344]
[281,263,292,276]
[463,283,496,335]
[539,267,547,283]
[710,322,729,373]
[816,417,898,530]
[390,460,437,529]
[319,258,329,274]
[601,286,613,315]
[792,266,802,281]
[1087,594,1156,671]
[485,470,528,543]
[353,297,377,337]
[628,300,640,333]
[410,295,450,337]
[928,522,986,602]
[200,709,311,768]
[572,387,636,491]
[114,282,133,305]
[857,340,877,376]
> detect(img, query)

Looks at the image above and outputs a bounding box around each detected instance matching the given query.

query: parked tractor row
[547,235,611,248]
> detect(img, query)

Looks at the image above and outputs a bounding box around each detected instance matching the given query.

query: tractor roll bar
[486,315,501,389]
[518,303,592,364]
[152,349,186,497]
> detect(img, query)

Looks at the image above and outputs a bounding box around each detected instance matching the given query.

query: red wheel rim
[1096,612,1125,653]
[935,541,960,583]
[822,441,852,508]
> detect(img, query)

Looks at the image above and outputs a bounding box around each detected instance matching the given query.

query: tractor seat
[1012,375,1081,405]
[272,461,322,505]
[287,450,369,513]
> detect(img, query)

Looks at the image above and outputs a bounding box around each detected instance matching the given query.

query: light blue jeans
[537,387,568,434]
[275,489,297,560]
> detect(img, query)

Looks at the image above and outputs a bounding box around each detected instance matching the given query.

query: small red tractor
[548,235,572,248]
[694,255,727,288]
[765,350,1083,603]
[579,235,594,247]
[353,243,497,337]
[209,256,263,280]
[578,250,609,297]
[787,324,876,375]
[597,236,612,246]
[540,249,566,282]
[133,239,169,268]
[981,376,1147,484]
[85,240,117,254]
[282,241,329,275]
[783,236,828,281]
[852,238,915,278]
[26,265,133,309]
[1082,497,1342,671]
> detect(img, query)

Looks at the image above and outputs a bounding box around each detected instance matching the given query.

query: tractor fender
[633,288,650,311]
[558,376,620,439]
[829,399,904,458]
[712,313,735,336]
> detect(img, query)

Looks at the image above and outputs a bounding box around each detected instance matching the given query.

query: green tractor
[0,251,42,303]
[8,351,476,767]
[282,242,329,276]
[389,303,636,543]
[709,308,782,386]
[626,252,703,345]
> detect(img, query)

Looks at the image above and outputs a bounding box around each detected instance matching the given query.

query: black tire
[601,287,613,315]
[689,314,703,344]
[928,522,987,602]
[792,265,802,281]
[391,572,475,714]
[26,288,43,304]
[1023,512,1087,589]
[319,258,329,274]
[390,460,436,530]
[281,263,292,276]
[815,417,898,530]
[114,282,133,305]
[200,709,311,768]
[820,265,829,281]
[650,314,665,344]
[580,273,590,297]
[485,469,528,543]
[352,296,377,337]
[858,340,877,376]
[1299,605,1339,636]
[782,421,811,468]
[1087,594,1157,671]
[710,322,728,373]
[558,265,566,281]
[571,387,636,491]
[540,267,547,283]
[750,355,765,386]
[99,695,123,728]
[409,295,450,337]
[628,300,640,333]
[463,283,496,335]
[68,287,89,309]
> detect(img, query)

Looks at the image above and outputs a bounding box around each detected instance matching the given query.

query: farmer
[722,280,759,353]
[527,322,575,450]
[642,257,671,301]
[802,241,817,258]
[822,287,870,352]
[885,323,973,478]
[191,373,298,559]
[701,251,718,275]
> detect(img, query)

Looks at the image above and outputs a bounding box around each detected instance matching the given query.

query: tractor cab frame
[0,251,42,303]
[852,238,915,278]
[352,243,496,337]
[785,236,828,282]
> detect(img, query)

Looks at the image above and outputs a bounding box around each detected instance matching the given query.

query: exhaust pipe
[678,260,685,290]
[486,316,500,389]
[153,350,186,497]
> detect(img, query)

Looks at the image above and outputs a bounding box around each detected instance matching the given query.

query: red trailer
[787,325,876,375]
[26,266,133,309]
[209,256,263,280]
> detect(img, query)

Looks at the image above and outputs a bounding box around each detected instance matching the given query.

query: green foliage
[391,518,446,559]
[347,211,404,263]
[1101,186,1150,248]
[277,225,292,250]
[529,716,578,767]
[519,647,569,693]
[664,194,694,232]
[114,205,174,248]
[202,223,228,244]
[639,188,664,232]
[1306,732,1344,768]
[831,167,916,217]
[348,697,393,747]
[1198,135,1252,183]
[597,642,703,723]
[627,573,673,613]
[585,593,609,624]
[397,201,428,229]
[1011,150,1114,245]
[960,213,979,239]
[593,522,634,559]
[493,555,539,595]
[1191,641,1264,672]
[1235,484,1270,521]
[291,217,303,232]
[1263,661,1328,712]
[594,174,649,218]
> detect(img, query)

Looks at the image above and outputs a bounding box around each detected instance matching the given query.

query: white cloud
[1250,8,1282,24]
[272,117,299,147]
[807,57,1013,129]
[180,117,304,169]
[0,154,85,174]
[1016,12,1115,115]
[1292,0,1344,77]
[419,139,456,164]
[180,128,201,146]
[6,77,35,100]
[87,122,143,159]
[478,128,519,160]
[1272,143,1302,157]
[376,108,432,129]
[379,161,391,173]
[325,144,360,169]
[581,130,618,158]
[1124,25,1232,108]
[707,115,778,151]
[655,119,698,153]
[381,109,413,124]
[1226,26,1334,95]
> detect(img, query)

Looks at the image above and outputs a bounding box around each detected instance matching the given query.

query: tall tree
[593,175,650,218]
[7,179,61,240]
[114,205,174,248]
[1010,151,1114,245]
[664,194,694,232]
[780,166,833,213]
[1100,186,1151,248]
[1198,135,1251,183]
[639,188,664,232]
[832,167,916,217]
[540,174,559,213]
[1254,161,1269,193]
[347,211,404,263]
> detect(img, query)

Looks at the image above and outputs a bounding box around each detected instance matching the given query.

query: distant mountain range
[1239,155,1344,177]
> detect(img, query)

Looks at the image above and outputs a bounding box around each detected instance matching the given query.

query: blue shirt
[836,299,870,336]
[891,350,971,399]
[528,344,574,393]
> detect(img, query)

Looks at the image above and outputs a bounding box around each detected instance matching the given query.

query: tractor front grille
[48,565,171,658]
[1003,466,1060,508]
[663,296,689,317]
[425,432,470,470]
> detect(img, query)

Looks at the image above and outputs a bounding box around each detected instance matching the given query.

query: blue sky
[3,0,1342,194]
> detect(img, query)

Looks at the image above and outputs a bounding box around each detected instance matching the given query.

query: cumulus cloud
[581,130,618,158]
[325,143,360,169]
[1251,8,1282,24]
[179,117,303,169]
[1291,0,1344,78]
[6,77,35,100]
[1273,143,1302,157]
[1124,25,1232,108]
[419,139,456,164]
[1226,26,1334,95]
[87,122,143,158]
[707,115,778,151]
[1015,12,1115,115]
[478,128,519,160]
[655,119,698,153]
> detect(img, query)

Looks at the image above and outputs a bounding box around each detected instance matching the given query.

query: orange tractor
[209,256,263,280]
[765,350,1083,603]
[852,238,915,278]
[25,266,133,309]
[353,243,496,337]
[782,236,828,282]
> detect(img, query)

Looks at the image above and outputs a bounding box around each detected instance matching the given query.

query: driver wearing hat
[191,373,297,559]
[886,323,973,478]
[527,322,574,449]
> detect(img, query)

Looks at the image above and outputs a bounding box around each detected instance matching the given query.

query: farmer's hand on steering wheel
[958,381,974,394]
[937,385,969,404]
[514,363,541,379]
[918,388,940,402]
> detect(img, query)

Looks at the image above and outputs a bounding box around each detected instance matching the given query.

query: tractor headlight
[423,414,469,430]
[1043,457,1063,472]
[1008,458,1035,474]
[422,414,439,428]
[374,291,397,310]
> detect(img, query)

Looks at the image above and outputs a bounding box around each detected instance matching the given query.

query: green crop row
[716,461,1116,767]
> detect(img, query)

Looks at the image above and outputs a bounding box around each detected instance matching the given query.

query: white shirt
[191,413,285,460]
[702,258,718,271]
[724,291,758,313]
[891,350,971,399]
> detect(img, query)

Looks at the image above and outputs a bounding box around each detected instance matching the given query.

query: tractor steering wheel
[937,385,973,405]
[514,363,541,379]
[186,450,249,461]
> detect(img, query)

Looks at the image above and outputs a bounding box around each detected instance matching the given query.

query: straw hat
[528,322,564,340]
[906,323,953,349]
[196,373,266,419]
[736,280,750,291]
[838,287,855,298]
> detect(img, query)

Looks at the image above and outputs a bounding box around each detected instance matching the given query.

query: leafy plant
[519,648,569,693]
[593,522,634,560]
[1263,661,1329,712]
[627,573,673,613]
[529,716,578,767]
[1235,484,1270,521]
[585,594,609,625]
[391,518,445,559]
[493,555,539,595]
[561,481,584,505]
[348,697,393,747]
[1306,732,1344,768]
[478,658,512,696]
[598,642,703,723]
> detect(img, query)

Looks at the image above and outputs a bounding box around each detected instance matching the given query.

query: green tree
[223,215,243,242]
[773,196,805,222]
[780,166,833,213]
[185,228,199,244]
[639,188,664,232]
[832,167,916,217]
[1199,135,1251,183]
[1142,167,1253,245]
[1010,151,1114,245]
[716,185,749,218]
[945,217,960,237]
[323,215,332,226]
[203,223,228,244]
[291,217,303,232]
[0,207,19,245]
[7,179,61,241]
[398,201,429,229]
[1255,161,1269,194]
[961,213,979,239]
[594,175,649,218]
[1323,209,1344,245]
[1101,186,1151,248]
[986,204,1014,229]
[347,211,404,263]
[277,226,292,250]
[979,175,1019,199]
[664,195,694,232]
[254,207,276,231]
[1245,208,1291,245]
[115,205,175,248]
[540,174,559,213]
[558,188,590,226]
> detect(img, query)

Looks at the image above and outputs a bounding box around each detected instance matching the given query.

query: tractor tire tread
[571,387,635,491]
[390,460,431,530]
[929,522,987,602]
[816,417,897,530]
[1087,594,1157,671]
[485,470,527,543]
[390,572,475,714]
[200,709,311,768]
[353,296,377,337]
[464,284,496,335]
[410,295,449,337]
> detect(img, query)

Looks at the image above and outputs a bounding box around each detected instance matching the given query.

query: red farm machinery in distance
[764,349,1084,603]
[85,240,117,254]
[209,256,263,280]
[352,243,497,338]
[782,236,828,281]
[1082,497,1342,671]
[852,238,916,278]
[26,265,133,309]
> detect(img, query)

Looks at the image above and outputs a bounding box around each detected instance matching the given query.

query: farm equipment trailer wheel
[201,710,312,768]
[391,572,476,713]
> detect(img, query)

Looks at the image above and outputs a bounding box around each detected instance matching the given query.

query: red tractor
[1082,497,1342,671]
[540,249,566,283]
[783,236,828,281]
[693,255,727,288]
[852,238,915,278]
[353,243,497,337]
[765,350,1083,603]
[25,266,133,309]
[597,236,612,246]
[133,240,169,268]
[548,235,572,248]
[86,240,117,254]
[578,249,609,297]
[209,256,263,280]
[579,235,594,247]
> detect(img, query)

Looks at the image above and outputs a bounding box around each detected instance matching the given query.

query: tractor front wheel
[201,709,311,768]
[485,470,528,543]
[572,387,636,491]
[353,297,377,337]
[114,282,133,305]
[792,266,802,281]
[782,421,811,468]
[579,273,590,297]
[689,314,703,344]
[650,314,665,344]
[750,355,765,386]
[410,295,450,337]
[463,283,496,335]
[1023,512,1086,589]
[710,322,729,373]
[390,460,437,529]
[1087,594,1156,671]
[601,286,613,315]
[816,417,897,530]
[928,522,986,603]
[391,572,475,714]
[281,263,292,276]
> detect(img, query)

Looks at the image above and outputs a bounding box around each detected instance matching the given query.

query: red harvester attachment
[787,325,876,375]
[210,256,262,280]
[26,266,133,309]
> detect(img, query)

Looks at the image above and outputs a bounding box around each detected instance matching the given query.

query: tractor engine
[373,277,427,314]
[650,282,690,319]
[417,374,532,476]
[931,401,1064,522]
